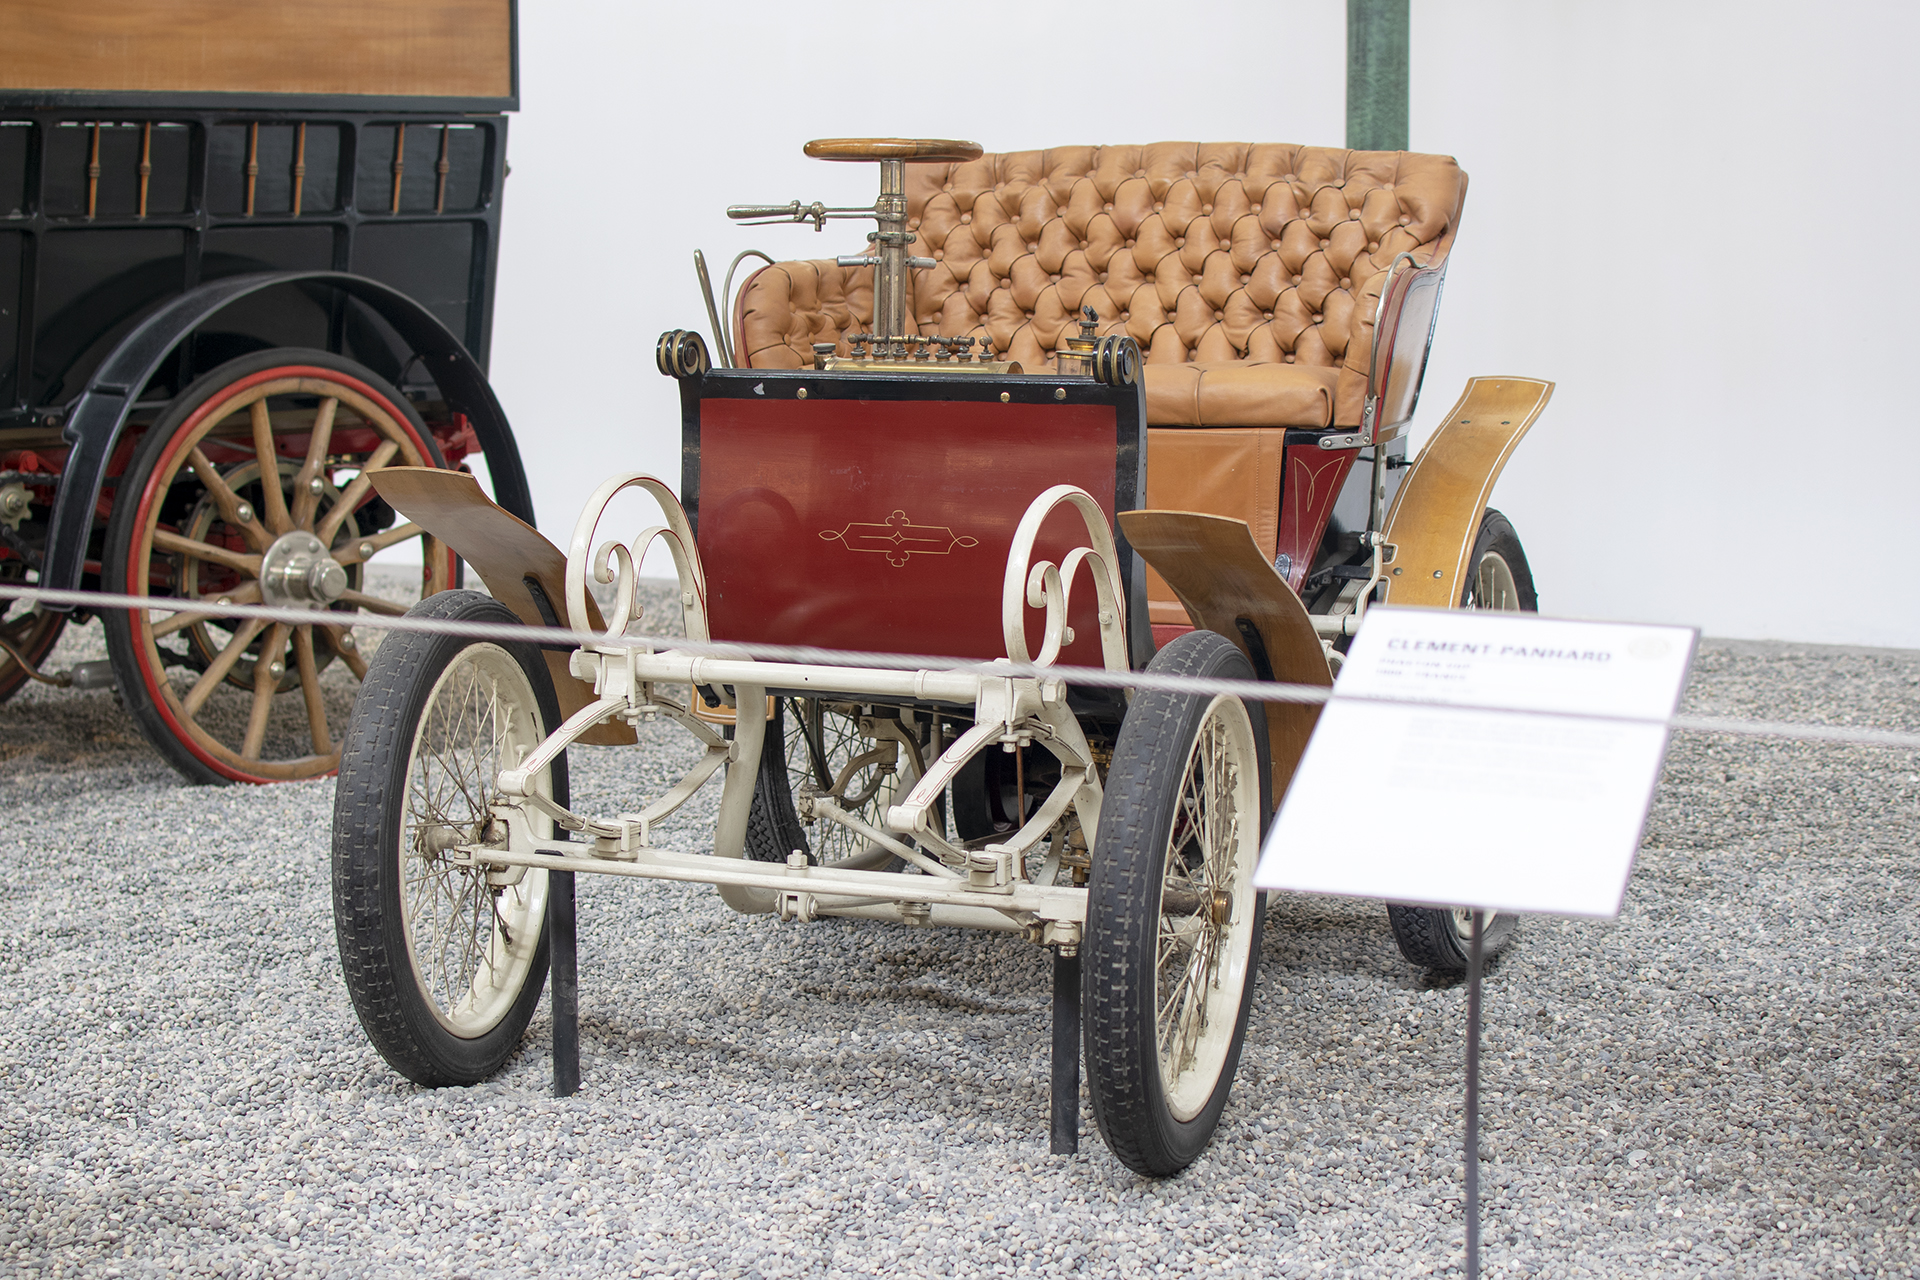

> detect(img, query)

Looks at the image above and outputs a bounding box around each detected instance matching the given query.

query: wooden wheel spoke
[240,623,290,760]
[317,441,401,544]
[250,400,292,533]
[150,582,263,638]
[334,521,426,565]
[292,628,332,754]
[316,623,369,679]
[289,397,340,530]
[151,528,263,578]
[187,448,272,552]
[335,588,408,617]
[182,616,269,716]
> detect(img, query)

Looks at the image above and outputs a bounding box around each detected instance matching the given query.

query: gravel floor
[2,590,1917,1278]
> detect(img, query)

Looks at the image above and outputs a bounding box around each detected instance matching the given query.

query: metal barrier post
[1051,948,1081,1155]
[550,867,580,1097]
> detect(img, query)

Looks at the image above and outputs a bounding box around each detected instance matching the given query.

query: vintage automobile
[0,0,534,783]
[328,138,1552,1175]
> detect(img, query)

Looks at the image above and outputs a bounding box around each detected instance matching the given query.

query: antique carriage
[329,138,1552,1174]
[0,0,532,783]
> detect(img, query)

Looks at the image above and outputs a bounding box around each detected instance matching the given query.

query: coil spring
[655,329,713,380]
[1091,335,1141,388]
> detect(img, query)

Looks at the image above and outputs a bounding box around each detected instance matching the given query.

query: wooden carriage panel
[0,0,513,104]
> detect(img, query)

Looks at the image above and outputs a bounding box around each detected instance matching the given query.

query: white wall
[487,1,1920,647]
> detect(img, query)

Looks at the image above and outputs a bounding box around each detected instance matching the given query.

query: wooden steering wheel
[803,138,982,163]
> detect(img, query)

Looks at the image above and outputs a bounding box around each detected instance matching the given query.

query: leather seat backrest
[735,142,1466,427]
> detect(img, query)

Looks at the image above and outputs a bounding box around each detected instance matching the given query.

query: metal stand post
[1464,909,1485,1279]
[1050,948,1081,1155]
[550,867,580,1097]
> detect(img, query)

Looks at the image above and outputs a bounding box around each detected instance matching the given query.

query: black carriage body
[0,103,510,432]
[0,36,535,598]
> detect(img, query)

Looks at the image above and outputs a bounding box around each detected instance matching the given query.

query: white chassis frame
[452,474,1133,951]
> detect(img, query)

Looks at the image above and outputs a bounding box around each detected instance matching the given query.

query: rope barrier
[5,583,1919,751]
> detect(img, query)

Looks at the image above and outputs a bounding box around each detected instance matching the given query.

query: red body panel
[1276,445,1358,593]
[697,397,1118,663]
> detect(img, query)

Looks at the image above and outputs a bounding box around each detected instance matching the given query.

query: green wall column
[1347,0,1409,151]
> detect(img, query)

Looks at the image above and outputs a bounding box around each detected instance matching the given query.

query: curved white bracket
[1001,484,1128,672]
[565,473,709,644]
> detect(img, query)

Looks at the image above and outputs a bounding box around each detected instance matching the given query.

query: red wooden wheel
[0,582,65,704]
[101,348,458,784]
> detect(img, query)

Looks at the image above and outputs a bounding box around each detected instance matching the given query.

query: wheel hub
[260,531,348,609]
[0,482,30,531]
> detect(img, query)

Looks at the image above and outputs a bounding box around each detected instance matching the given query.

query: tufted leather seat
[734,142,1466,429]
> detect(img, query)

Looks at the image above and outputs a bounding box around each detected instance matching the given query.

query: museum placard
[1255,607,1698,918]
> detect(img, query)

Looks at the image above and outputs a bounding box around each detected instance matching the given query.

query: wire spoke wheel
[1465,537,1522,612]
[746,697,913,869]
[333,590,564,1085]
[1154,702,1260,1120]
[402,643,549,1035]
[1385,508,1534,972]
[1085,630,1270,1176]
[102,349,457,784]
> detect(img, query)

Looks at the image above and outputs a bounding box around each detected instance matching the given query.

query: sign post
[1464,910,1484,1274]
[1256,607,1697,1277]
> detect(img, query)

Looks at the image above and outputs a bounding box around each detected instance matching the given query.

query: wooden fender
[1117,511,1331,811]
[1380,377,1554,608]
[370,467,636,746]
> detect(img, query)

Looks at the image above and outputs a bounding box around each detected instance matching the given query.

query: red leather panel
[1275,446,1359,593]
[697,398,1119,664]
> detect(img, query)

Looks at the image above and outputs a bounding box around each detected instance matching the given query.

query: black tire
[331,590,567,1086]
[744,697,907,869]
[951,743,1023,843]
[745,698,807,863]
[1385,906,1517,974]
[1458,508,1537,613]
[1384,508,1534,972]
[100,347,457,784]
[1084,630,1272,1176]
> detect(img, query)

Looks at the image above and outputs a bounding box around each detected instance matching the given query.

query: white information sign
[1254,608,1697,918]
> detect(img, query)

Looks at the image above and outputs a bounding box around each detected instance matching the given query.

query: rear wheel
[0,589,65,704]
[1459,509,1535,614]
[1385,508,1532,973]
[1084,630,1271,1176]
[101,348,458,784]
[745,697,912,869]
[332,590,565,1085]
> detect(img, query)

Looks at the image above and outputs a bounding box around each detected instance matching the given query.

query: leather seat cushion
[1143,361,1337,428]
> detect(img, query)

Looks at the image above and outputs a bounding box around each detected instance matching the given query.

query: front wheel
[1385,508,1533,973]
[331,590,566,1086]
[1084,630,1271,1176]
